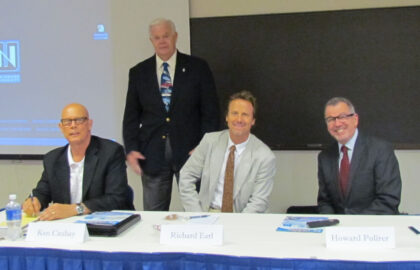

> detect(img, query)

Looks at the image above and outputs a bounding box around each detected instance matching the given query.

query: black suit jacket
[123,51,220,174]
[317,132,401,214]
[32,136,133,211]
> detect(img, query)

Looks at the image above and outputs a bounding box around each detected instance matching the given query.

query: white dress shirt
[338,128,358,168]
[210,135,250,209]
[67,146,85,204]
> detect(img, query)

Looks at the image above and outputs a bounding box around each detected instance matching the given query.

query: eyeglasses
[325,113,354,124]
[60,117,88,126]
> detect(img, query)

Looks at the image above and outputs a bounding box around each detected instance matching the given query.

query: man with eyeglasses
[317,97,401,215]
[23,103,134,220]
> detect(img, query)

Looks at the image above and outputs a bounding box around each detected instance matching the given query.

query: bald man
[23,103,133,221]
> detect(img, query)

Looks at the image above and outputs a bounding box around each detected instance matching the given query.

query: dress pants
[141,137,179,211]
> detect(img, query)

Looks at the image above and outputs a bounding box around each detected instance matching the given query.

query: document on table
[0,213,39,237]
[0,213,39,228]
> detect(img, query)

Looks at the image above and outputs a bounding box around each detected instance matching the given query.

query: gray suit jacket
[317,132,401,214]
[179,130,276,213]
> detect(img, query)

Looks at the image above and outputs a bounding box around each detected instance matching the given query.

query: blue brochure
[76,211,134,226]
[276,216,329,233]
[76,211,141,236]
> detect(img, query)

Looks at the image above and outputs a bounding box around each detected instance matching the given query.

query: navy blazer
[123,51,220,174]
[32,136,133,211]
[317,132,401,214]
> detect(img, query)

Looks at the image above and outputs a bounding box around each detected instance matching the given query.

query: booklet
[0,213,39,228]
[276,216,328,233]
[76,211,141,236]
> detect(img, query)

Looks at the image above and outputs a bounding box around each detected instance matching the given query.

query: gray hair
[325,97,356,114]
[149,18,176,36]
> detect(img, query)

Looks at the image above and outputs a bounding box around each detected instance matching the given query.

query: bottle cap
[9,194,16,200]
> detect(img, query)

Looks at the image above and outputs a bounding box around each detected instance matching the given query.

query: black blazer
[32,136,133,211]
[123,51,220,174]
[317,132,401,214]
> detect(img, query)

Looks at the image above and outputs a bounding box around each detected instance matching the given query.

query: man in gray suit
[317,97,401,214]
[179,91,276,213]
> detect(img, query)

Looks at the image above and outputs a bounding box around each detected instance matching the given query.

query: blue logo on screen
[0,40,21,83]
[0,41,20,72]
[93,24,109,40]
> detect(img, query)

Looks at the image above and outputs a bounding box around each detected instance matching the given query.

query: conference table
[1,211,420,269]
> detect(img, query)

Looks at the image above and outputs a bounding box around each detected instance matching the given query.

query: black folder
[86,214,141,237]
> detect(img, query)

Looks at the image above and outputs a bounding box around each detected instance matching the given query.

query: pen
[189,215,210,219]
[30,192,36,217]
[409,226,420,234]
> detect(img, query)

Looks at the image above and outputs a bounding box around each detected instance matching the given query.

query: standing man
[179,91,276,213]
[123,18,220,211]
[317,97,401,214]
[23,103,133,220]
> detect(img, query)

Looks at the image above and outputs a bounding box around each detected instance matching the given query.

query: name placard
[26,222,89,244]
[326,227,395,248]
[160,224,223,246]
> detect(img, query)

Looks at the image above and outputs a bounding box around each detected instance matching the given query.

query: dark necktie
[160,62,172,111]
[222,145,236,212]
[339,145,350,196]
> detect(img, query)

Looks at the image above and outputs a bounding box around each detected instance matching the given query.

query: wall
[189,0,420,18]
[185,0,420,214]
[1,0,419,214]
[2,149,419,214]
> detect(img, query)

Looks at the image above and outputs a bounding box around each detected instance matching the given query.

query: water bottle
[5,194,22,241]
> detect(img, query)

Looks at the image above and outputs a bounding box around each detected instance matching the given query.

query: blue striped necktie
[160,62,172,111]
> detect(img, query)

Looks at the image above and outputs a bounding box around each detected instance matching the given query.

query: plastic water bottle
[5,194,22,241]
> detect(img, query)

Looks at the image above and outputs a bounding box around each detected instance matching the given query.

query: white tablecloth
[2,211,420,262]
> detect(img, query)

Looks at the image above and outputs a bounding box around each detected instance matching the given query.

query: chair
[127,185,135,210]
[286,205,319,214]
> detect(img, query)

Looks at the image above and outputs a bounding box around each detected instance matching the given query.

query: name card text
[326,227,395,248]
[26,222,89,244]
[160,224,223,246]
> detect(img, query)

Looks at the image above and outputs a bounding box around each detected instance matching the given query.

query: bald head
[59,103,93,147]
[61,103,89,119]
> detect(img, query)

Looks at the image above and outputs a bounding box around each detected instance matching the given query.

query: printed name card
[160,224,223,246]
[326,227,395,248]
[26,222,89,244]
